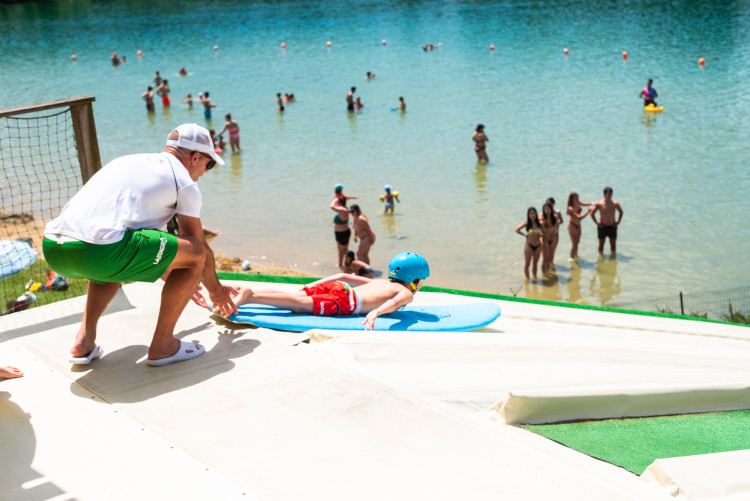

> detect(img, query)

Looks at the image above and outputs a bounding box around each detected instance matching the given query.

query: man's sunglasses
[198,152,216,170]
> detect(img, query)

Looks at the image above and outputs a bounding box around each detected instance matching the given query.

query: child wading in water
[217,252,429,330]
[382,184,400,214]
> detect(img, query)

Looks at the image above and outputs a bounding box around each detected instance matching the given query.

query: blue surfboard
[0,240,38,279]
[224,302,501,332]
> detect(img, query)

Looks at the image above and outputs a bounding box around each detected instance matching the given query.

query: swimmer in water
[540,202,559,276]
[383,185,400,214]
[141,86,155,113]
[210,129,226,152]
[350,204,376,265]
[156,79,171,107]
[202,91,216,119]
[277,93,285,112]
[566,192,593,262]
[639,78,658,107]
[216,113,240,153]
[515,207,543,280]
[346,87,356,112]
[472,124,489,163]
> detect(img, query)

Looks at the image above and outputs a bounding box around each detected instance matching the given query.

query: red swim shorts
[302,281,361,316]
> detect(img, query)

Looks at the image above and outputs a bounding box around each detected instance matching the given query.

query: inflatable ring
[644,104,663,113]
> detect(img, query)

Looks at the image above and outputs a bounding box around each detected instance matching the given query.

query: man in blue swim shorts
[43,123,237,367]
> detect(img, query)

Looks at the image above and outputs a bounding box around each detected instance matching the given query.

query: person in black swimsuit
[515,207,543,281]
[472,124,489,163]
[346,87,356,112]
[330,184,359,269]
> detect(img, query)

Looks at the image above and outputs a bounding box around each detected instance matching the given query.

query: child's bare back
[348,279,413,313]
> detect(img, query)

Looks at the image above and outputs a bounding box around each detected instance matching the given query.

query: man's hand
[191,283,209,309]
[209,285,239,318]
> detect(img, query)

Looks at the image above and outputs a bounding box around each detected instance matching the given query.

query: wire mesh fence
[1,101,96,315]
[614,286,750,324]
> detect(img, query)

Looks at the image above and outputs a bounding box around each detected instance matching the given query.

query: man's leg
[610,237,617,254]
[71,281,120,358]
[148,237,206,361]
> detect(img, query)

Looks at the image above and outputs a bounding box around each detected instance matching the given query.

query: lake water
[1,0,749,305]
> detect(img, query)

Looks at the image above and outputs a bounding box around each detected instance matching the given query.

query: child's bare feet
[228,287,254,309]
[0,366,23,379]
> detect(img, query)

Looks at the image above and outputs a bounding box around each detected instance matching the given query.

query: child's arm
[363,290,412,331]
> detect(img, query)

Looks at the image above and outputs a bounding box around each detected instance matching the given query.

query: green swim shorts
[42,229,179,285]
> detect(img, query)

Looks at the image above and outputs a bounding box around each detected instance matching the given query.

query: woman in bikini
[217,113,240,153]
[545,197,563,267]
[540,202,559,276]
[349,204,376,265]
[515,207,543,280]
[331,195,351,269]
[472,124,489,163]
[566,192,593,262]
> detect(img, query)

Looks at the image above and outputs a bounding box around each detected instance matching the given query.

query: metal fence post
[679,291,684,315]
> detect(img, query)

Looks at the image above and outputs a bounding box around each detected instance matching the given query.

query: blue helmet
[388,252,429,284]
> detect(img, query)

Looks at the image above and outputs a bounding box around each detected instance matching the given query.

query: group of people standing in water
[516,188,624,281]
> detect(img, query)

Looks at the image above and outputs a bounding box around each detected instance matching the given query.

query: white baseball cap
[165,123,225,166]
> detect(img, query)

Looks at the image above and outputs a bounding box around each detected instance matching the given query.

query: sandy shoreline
[213,253,313,278]
[1,210,313,279]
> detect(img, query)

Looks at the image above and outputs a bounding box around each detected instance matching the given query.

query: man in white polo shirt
[43,123,237,367]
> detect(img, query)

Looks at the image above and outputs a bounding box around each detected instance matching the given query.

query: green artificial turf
[522,410,750,474]
[1,257,88,313]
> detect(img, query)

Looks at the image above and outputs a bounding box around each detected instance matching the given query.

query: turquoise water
[1,0,749,305]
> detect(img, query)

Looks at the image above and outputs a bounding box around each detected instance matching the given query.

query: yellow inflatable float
[644,104,663,112]
[380,191,399,201]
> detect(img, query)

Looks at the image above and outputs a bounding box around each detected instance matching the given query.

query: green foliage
[655,306,674,314]
[722,302,750,325]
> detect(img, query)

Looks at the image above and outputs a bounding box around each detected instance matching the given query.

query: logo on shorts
[153,237,168,265]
